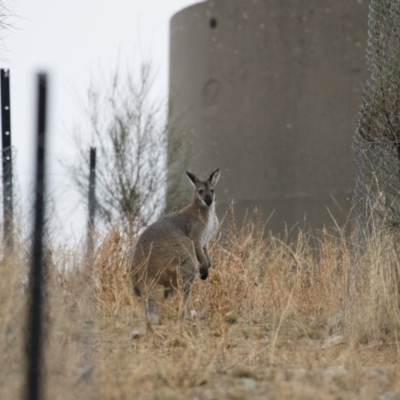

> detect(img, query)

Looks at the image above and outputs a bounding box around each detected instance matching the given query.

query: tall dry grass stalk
[346,228,400,342]
[1,210,400,399]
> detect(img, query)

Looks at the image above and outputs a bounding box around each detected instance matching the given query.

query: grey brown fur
[131,169,220,324]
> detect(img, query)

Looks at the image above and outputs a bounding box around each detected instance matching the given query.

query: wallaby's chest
[201,209,218,246]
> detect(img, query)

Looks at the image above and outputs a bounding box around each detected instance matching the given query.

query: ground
[1,215,400,399]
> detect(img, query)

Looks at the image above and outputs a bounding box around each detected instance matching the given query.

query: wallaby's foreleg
[187,226,208,267]
[203,246,211,267]
[193,240,209,269]
[193,241,210,280]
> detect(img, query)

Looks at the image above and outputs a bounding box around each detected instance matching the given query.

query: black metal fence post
[87,147,96,258]
[88,147,96,232]
[1,68,13,250]
[26,73,48,400]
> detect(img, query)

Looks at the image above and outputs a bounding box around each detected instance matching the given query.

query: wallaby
[131,169,220,325]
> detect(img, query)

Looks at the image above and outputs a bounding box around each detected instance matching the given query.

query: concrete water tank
[168,0,368,234]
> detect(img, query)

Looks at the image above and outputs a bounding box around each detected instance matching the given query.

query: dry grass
[1,212,400,399]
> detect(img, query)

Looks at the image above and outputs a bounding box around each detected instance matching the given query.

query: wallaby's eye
[211,189,214,194]
[199,189,204,195]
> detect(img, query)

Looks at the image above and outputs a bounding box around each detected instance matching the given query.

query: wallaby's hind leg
[145,295,159,325]
[135,280,160,325]
[179,256,196,320]
[163,281,191,320]
[181,282,192,320]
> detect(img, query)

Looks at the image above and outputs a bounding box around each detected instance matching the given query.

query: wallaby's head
[186,169,220,208]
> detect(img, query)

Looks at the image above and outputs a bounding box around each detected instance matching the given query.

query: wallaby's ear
[186,171,199,187]
[208,169,220,186]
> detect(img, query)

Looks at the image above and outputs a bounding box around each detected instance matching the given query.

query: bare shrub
[65,61,168,235]
[0,1,15,60]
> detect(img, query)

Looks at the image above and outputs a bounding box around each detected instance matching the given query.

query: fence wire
[353,0,400,242]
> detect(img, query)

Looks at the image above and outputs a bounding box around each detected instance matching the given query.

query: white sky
[4,0,198,241]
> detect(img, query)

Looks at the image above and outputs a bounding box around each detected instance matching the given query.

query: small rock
[76,365,93,381]
[321,335,344,349]
[238,377,257,391]
[379,391,398,400]
[363,367,388,382]
[324,366,347,378]
[295,368,308,378]
[328,313,343,328]
[130,330,141,340]
[231,368,259,380]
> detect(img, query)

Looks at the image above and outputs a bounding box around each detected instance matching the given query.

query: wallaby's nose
[205,196,213,206]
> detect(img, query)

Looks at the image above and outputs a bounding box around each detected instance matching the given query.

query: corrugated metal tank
[168,0,368,234]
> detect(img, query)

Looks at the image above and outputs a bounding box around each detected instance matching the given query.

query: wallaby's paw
[200,266,209,280]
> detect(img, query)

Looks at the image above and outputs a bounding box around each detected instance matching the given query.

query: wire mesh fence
[349,0,400,337]
[353,0,400,242]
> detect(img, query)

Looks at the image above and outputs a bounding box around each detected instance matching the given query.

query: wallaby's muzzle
[205,196,213,206]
